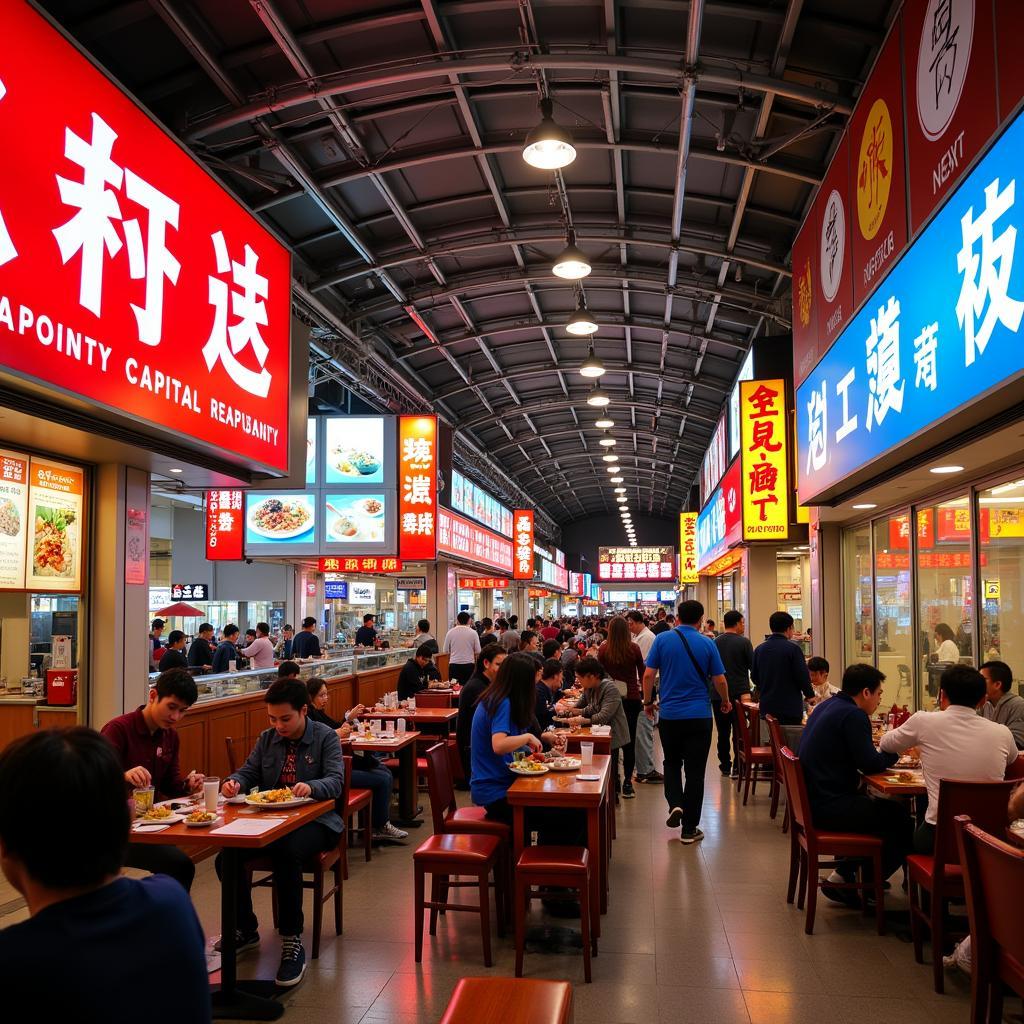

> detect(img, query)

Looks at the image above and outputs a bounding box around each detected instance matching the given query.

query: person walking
[627,610,662,783]
[713,610,753,776]
[443,611,482,686]
[643,601,730,844]
[598,616,645,798]
[751,611,813,725]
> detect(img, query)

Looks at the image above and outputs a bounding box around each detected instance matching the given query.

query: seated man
[0,728,210,1021]
[980,660,1024,750]
[799,664,912,903]
[219,679,343,987]
[808,656,837,703]
[397,643,441,700]
[101,668,204,891]
[880,664,1018,852]
[535,658,563,732]
[457,644,506,784]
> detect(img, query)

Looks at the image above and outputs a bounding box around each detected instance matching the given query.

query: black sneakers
[276,935,307,987]
[680,827,705,845]
[666,806,684,828]
[213,928,259,955]
[622,783,636,799]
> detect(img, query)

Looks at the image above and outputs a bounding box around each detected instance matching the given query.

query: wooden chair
[224,736,249,774]
[414,691,452,708]
[344,783,373,878]
[441,978,574,1024]
[764,715,793,831]
[247,755,348,959]
[779,746,885,935]
[735,702,773,806]
[907,779,1018,993]
[515,847,596,983]
[955,815,1024,1024]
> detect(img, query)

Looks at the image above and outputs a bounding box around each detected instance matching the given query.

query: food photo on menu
[324,417,385,486]
[324,493,386,544]
[245,492,316,546]
[26,459,84,591]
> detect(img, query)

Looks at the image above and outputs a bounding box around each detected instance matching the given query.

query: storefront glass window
[917,496,972,707]
[873,516,913,705]
[843,524,874,665]
[978,479,1024,692]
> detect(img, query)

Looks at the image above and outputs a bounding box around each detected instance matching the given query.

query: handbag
[611,678,629,698]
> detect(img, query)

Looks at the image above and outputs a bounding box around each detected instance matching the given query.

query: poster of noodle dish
[25,459,84,592]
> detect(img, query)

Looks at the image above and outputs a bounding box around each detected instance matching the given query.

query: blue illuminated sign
[797,110,1024,501]
[324,581,348,600]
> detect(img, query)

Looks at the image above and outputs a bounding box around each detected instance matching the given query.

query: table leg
[392,744,423,827]
[513,805,526,864]
[588,805,602,937]
[211,848,284,1021]
[599,790,609,913]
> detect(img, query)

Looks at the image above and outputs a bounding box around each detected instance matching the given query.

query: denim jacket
[228,719,344,833]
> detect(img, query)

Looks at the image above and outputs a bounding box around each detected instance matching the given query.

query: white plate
[184,815,221,828]
[509,762,550,776]
[575,773,601,782]
[244,795,313,810]
[248,498,314,540]
[225,794,248,805]
[353,497,385,519]
[329,516,362,541]
[136,812,183,825]
[547,759,582,772]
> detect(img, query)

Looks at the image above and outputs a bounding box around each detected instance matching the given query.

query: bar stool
[414,833,504,967]
[514,846,596,982]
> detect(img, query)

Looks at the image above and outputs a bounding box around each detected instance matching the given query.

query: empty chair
[735,701,773,806]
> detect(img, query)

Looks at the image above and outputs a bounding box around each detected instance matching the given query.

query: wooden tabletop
[129,798,336,849]
[506,753,611,807]
[864,771,926,797]
[551,726,612,747]
[366,708,458,722]
[1006,825,1024,848]
[342,730,421,752]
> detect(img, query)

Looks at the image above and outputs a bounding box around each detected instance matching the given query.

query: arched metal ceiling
[43,0,898,536]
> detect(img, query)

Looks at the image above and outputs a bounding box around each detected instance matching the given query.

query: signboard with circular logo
[915,0,974,142]
[819,189,846,302]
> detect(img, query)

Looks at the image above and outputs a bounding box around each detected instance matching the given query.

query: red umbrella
[156,602,206,618]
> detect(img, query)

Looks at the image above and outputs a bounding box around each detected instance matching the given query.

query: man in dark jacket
[158,631,189,672]
[713,610,753,776]
[187,623,215,672]
[799,664,911,901]
[751,611,813,725]
[456,644,505,785]
[211,624,240,674]
[396,644,441,700]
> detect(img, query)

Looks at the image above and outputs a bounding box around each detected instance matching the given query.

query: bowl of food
[184,810,218,827]
[350,451,380,476]
[355,497,385,518]
[329,515,359,540]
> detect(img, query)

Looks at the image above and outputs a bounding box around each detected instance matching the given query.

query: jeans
[634,701,657,775]
[813,795,913,882]
[711,700,738,771]
[658,717,714,831]
[124,842,196,892]
[449,663,474,686]
[617,698,643,786]
[217,821,337,936]
[350,764,394,828]
[485,798,585,846]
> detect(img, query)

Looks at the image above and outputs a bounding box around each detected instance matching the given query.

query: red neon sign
[205,490,243,561]
[318,556,402,573]
[397,415,437,561]
[513,510,534,580]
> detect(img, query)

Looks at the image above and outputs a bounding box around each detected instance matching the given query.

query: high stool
[414,833,504,967]
[514,846,596,982]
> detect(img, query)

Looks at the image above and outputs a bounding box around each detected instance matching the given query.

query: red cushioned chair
[441,978,574,1024]
[344,783,373,878]
[907,778,1018,993]
[414,832,504,967]
[414,691,453,708]
[736,701,774,806]
[515,846,596,983]
[764,715,789,830]
[779,746,885,935]
[955,815,1024,1024]
[247,754,348,959]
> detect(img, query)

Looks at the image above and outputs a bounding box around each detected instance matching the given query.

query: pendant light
[522,98,576,170]
[552,232,591,280]
[579,346,605,378]
[566,299,598,336]
[586,384,610,406]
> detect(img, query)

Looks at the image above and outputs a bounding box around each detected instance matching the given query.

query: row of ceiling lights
[849,465,967,511]
[523,100,635,544]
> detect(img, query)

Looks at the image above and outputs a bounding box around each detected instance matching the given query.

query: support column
[810,519,842,664]
[90,464,150,727]
[744,545,780,644]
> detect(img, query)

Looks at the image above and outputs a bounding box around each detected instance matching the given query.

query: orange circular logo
[856,98,893,241]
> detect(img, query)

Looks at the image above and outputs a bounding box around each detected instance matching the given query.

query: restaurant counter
[0,700,78,751]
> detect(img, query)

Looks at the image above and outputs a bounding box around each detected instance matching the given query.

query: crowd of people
[5,601,1024,1018]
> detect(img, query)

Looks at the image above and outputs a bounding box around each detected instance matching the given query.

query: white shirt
[631,626,655,660]
[239,635,275,670]
[880,705,1018,824]
[936,639,961,663]
[443,624,481,664]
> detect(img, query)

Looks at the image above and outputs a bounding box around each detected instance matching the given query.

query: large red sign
[397,415,437,561]
[205,490,243,561]
[850,19,908,306]
[790,222,818,386]
[0,4,292,472]
[458,576,510,590]
[995,0,1024,124]
[814,134,854,354]
[902,0,998,233]
[512,509,534,580]
[319,556,402,573]
[438,508,513,573]
[721,457,743,548]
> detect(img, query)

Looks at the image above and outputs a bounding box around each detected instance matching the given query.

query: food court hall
[2,3,1024,1024]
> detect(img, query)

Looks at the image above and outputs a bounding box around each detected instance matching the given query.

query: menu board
[450,469,513,538]
[324,493,387,545]
[306,418,317,486]
[26,458,84,592]
[244,491,317,554]
[0,450,29,588]
[324,416,386,485]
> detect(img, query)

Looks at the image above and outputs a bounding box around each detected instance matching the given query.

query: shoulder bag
[674,627,713,693]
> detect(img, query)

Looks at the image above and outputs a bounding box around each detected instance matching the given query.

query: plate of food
[884,771,921,785]
[33,506,75,578]
[331,448,381,478]
[509,760,550,776]
[353,496,385,518]
[248,497,313,539]
[0,497,21,538]
[328,515,361,540]
[183,810,220,827]
[546,757,582,772]
[137,806,183,824]
[896,756,921,769]
[244,788,312,809]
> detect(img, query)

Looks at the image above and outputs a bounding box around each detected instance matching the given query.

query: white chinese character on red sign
[403,474,432,505]
[0,80,16,267]
[402,437,432,465]
[216,511,234,532]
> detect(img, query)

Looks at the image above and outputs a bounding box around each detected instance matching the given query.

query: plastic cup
[372,719,382,734]
[133,786,155,817]
[204,778,220,814]
[580,742,594,765]
[396,718,407,735]
[385,720,395,736]
[227,659,236,673]
[408,696,416,712]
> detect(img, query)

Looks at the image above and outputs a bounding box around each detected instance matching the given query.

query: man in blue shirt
[0,727,210,1022]
[751,611,814,725]
[799,664,911,902]
[644,601,731,844]
[211,623,240,673]
[291,616,323,659]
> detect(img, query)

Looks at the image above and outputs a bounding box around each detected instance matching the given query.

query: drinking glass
[204,778,220,813]
[385,720,395,736]
[396,718,407,735]
[580,742,594,765]
[133,786,155,817]
[227,659,237,673]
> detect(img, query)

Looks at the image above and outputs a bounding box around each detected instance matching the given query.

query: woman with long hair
[598,616,646,798]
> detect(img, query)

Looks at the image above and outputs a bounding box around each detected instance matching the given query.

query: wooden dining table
[366,707,458,735]
[506,753,612,936]
[550,726,612,755]
[864,770,927,798]
[342,730,422,825]
[132,797,336,1021]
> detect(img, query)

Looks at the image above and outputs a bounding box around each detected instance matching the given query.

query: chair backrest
[340,753,353,816]
[934,778,1020,869]
[423,741,456,833]
[414,692,451,708]
[224,736,248,774]
[779,747,811,838]
[956,815,1024,984]
[765,714,785,777]
[736,700,761,753]
[1006,754,1024,781]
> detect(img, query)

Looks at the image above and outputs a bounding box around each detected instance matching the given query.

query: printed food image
[0,498,20,537]
[33,506,74,577]
[357,497,383,516]
[251,498,311,535]
[332,516,359,538]
[332,448,381,477]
